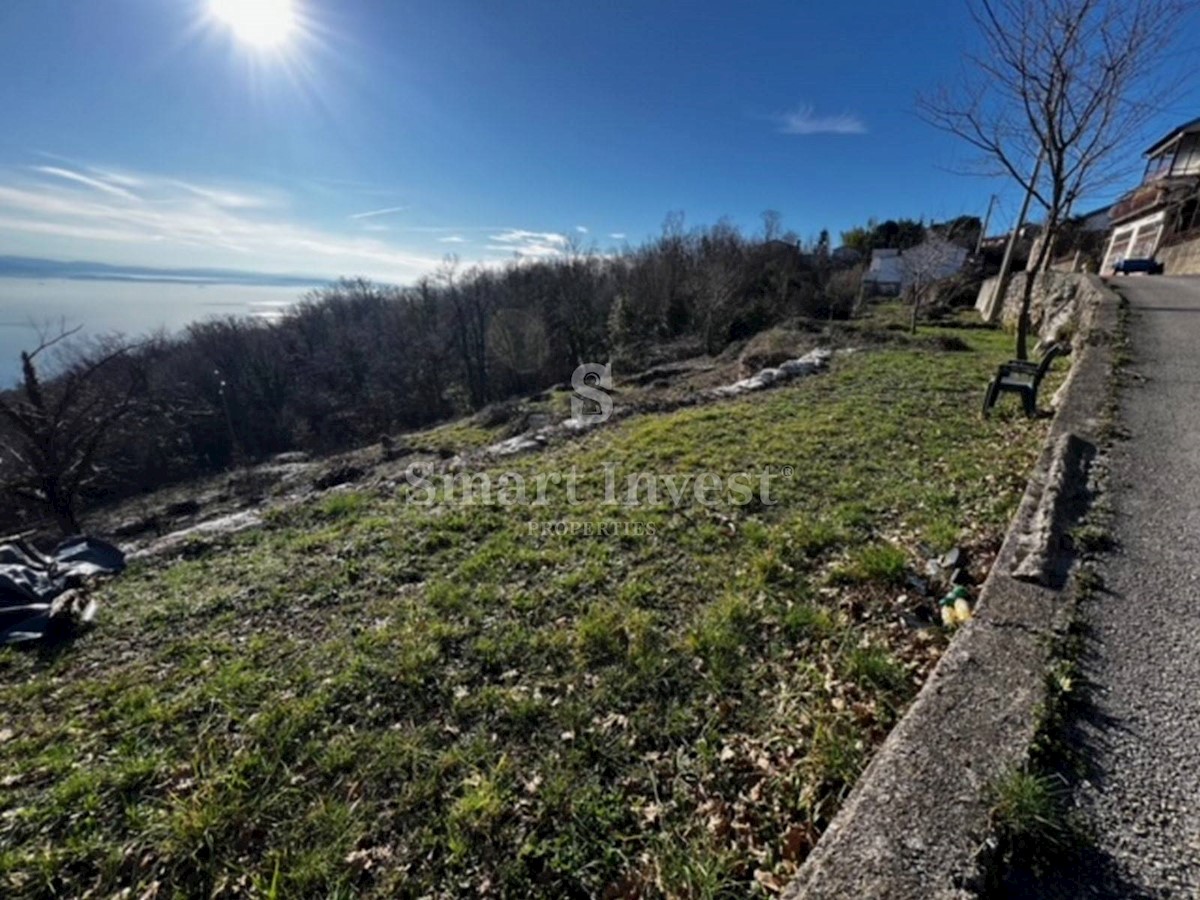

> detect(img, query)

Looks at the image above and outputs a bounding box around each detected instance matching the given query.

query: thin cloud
[0,213,148,245]
[488,229,570,259]
[490,229,569,245]
[576,225,589,234]
[0,162,443,282]
[172,180,271,210]
[88,168,144,189]
[349,205,410,221]
[776,104,867,135]
[399,225,507,234]
[2,160,587,282]
[33,165,140,200]
[31,152,146,191]
[610,232,627,240]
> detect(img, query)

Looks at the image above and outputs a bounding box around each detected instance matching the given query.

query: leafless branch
[917,0,1197,356]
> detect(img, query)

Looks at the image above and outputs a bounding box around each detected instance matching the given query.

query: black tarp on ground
[0,537,125,644]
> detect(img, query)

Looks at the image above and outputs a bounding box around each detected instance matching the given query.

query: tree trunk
[1015,277,1035,361]
[45,479,81,536]
[1015,219,1058,360]
[55,507,81,537]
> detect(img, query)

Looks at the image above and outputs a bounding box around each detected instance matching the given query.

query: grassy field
[0,318,1054,898]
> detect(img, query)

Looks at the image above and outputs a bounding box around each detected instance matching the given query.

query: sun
[209,0,297,49]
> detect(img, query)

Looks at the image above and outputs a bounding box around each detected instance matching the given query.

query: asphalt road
[1050,276,1200,898]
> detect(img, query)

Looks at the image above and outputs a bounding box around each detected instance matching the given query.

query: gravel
[1054,276,1200,897]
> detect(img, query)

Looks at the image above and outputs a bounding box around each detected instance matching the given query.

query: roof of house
[1144,116,1200,158]
[1074,203,1112,231]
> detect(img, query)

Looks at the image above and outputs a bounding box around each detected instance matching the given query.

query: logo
[571,362,613,424]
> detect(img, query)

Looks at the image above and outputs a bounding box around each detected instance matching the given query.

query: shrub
[738,327,812,373]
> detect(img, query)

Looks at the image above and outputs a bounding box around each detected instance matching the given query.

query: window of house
[1103,229,1134,270]
[1173,134,1200,177]
[1129,222,1164,259]
[1144,146,1177,181]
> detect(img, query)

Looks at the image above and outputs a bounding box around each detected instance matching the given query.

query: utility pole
[989,153,1044,341]
[975,194,998,256]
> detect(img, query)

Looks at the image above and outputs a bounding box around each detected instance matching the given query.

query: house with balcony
[1101,117,1200,272]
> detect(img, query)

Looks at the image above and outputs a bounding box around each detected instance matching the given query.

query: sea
[0,277,312,387]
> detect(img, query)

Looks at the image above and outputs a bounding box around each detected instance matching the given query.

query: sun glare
[209,0,297,49]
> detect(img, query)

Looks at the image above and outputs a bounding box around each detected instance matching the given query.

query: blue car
[1112,257,1165,275]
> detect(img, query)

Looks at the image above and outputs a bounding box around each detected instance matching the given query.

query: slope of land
[0,312,1054,898]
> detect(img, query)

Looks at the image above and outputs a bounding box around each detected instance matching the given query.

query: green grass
[827,543,909,587]
[987,769,1075,855]
[1070,522,1114,554]
[0,320,1051,898]
[408,418,504,452]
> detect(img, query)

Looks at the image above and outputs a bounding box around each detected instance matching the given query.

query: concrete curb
[782,276,1119,899]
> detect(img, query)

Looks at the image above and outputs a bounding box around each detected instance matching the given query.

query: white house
[1102,117,1200,272]
[862,243,968,297]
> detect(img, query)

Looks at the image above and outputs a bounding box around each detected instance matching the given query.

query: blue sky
[0,0,1197,285]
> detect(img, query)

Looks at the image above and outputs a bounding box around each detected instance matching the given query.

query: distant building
[861,243,968,297]
[830,245,863,266]
[977,223,1040,254]
[1102,117,1200,272]
[1076,204,1112,234]
[1030,204,1112,273]
[862,249,903,296]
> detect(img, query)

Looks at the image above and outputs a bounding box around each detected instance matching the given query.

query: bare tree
[761,209,784,242]
[900,238,966,333]
[0,327,144,535]
[920,0,1193,357]
[693,220,748,353]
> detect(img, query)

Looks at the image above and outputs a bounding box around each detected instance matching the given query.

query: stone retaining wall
[1158,234,1200,275]
[975,271,1090,349]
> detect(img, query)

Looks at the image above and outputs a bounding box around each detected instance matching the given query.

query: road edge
[781,275,1119,899]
